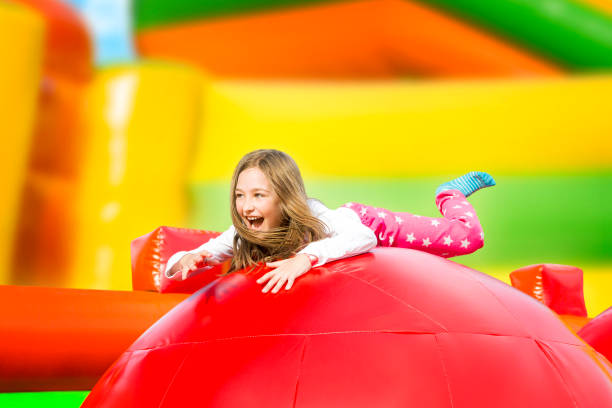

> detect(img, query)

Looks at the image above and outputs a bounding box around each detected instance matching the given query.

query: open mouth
[245,216,264,229]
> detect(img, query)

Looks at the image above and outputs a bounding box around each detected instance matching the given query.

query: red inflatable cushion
[578,307,612,363]
[510,264,588,317]
[85,248,612,407]
[131,226,230,294]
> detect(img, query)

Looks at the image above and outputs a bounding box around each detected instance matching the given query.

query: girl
[166,149,495,294]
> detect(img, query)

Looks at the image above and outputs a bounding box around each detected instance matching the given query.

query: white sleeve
[165,226,235,278]
[297,206,377,267]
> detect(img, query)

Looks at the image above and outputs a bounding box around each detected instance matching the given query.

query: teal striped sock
[436,171,496,197]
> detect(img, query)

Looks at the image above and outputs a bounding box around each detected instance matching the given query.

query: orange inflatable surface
[136,0,561,78]
[0,285,186,391]
[9,0,92,287]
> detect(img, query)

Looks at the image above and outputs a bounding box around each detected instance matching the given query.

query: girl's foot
[436,171,496,197]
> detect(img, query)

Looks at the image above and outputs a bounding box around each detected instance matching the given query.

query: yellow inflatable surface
[578,0,612,16]
[191,75,612,181]
[67,63,203,290]
[0,3,43,282]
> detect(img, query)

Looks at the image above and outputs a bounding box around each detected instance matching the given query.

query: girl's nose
[244,200,255,212]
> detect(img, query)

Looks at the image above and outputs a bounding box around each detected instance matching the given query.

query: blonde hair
[229,149,328,271]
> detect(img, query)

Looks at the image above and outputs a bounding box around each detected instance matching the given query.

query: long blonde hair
[229,150,328,271]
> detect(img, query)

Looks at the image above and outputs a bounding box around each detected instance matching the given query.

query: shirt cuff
[304,254,318,266]
[298,246,325,267]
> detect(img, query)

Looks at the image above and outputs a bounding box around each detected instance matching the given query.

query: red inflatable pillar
[510,263,590,332]
[131,226,231,293]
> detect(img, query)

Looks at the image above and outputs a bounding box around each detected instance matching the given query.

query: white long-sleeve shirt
[165,199,377,278]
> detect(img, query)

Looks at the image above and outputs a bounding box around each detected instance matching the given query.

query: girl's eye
[255,193,263,198]
[235,194,243,199]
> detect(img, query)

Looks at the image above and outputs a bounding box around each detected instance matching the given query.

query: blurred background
[1,0,611,404]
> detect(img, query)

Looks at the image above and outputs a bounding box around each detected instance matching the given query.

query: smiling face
[235,167,283,232]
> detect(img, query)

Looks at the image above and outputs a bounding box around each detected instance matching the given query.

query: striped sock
[436,171,496,197]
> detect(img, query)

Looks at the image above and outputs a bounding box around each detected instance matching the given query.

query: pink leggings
[343,189,484,258]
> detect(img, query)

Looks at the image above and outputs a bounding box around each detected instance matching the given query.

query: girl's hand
[168,250,217,280]
[257,254,312,293]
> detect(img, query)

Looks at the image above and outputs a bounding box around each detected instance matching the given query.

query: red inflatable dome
[579,307,612,363]
[83,248,612,407]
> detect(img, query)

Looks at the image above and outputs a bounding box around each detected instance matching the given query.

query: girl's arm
[165,226,235,278]
[297,204,377,267]
[257,202,376,294]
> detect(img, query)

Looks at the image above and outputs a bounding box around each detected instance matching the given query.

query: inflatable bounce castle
[1,0,612,406]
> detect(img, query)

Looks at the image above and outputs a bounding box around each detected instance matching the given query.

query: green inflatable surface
[134,0,342,30]
[0,391,89,408]
[417,0,612,69]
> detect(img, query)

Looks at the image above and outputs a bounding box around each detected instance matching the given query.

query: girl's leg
[344,172,494,258]
[343,189,485,258]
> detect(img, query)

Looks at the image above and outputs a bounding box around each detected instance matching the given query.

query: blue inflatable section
[62,0,135,65]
